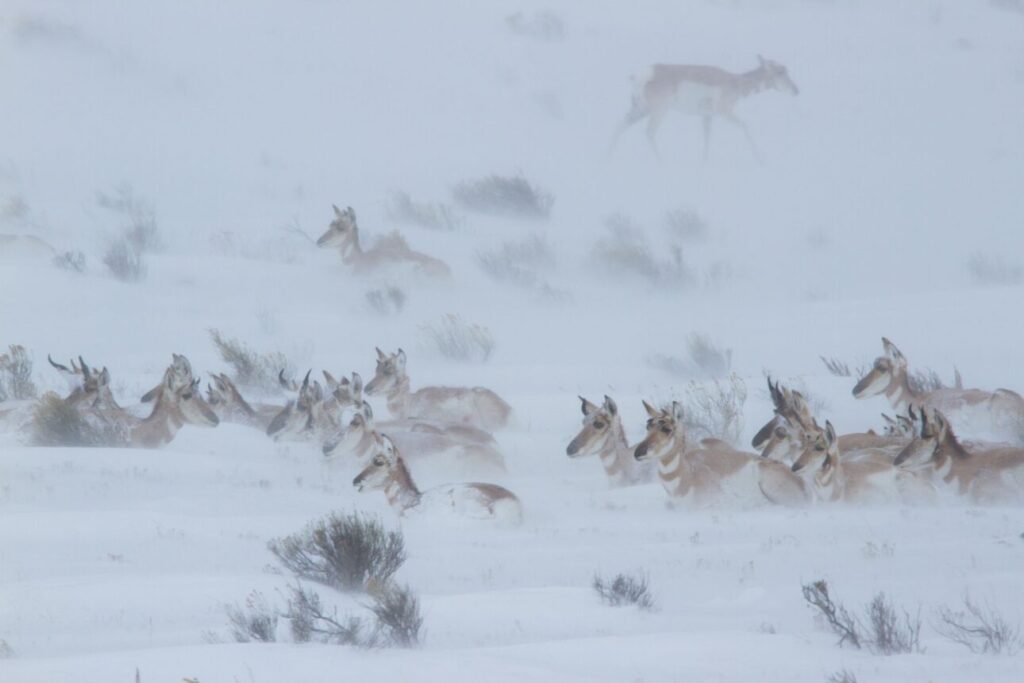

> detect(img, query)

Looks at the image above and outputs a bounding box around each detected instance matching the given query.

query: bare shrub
[384,191,462,231]
[452,173,553,220]
[680,375,747,444]
[284,583,363,645]
[909,367,959,393]
[419,314,495,363]
[209,328,290,394]
[664,208,707,243]
[802,581,922,654]
[102,237,145,282]
[591,214,692,287]
[935,594,1022,654]
[225,590,278,643]
[0,639,14,658]
[283,582,421,648]
[827,670,858,683]
[268,511,406,593]
[967,253,1023,287]
[476,234,555,288]
[820,356,854,378]
[366,584,423,647]
[52,249,86,273]
[0,194,30,224]
[686,333,732,379]
[365,286,406,316]
[505,11,566,41]
[802,580,861,649]
[0,345,37,400]
[593,572,654,610]
[29,392,126,447]
[97,185,160,252]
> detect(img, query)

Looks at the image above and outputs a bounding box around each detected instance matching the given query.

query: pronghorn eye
[660,424,672,434]
[593,420,606,429]
[373,456,386,466]
[774,426,787,438]
[182,392,193,400]
[814,443,825,451]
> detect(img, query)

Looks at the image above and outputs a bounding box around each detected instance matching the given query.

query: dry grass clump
[209,328,291,394]
[593,572,654,610]
[591,214,692,287]
[419,314,495,363]
[452,173,553,220]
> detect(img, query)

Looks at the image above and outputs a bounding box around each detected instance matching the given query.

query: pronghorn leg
[724,113,762,162]
[646,108,666,159]
[702,115,712,162]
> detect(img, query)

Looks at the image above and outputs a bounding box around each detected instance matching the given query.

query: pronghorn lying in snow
[612,55,799,160]
[634,400,807,507]
[47,355,122,413]
[853,337,1024,443]
[353,435,521,523]
[206,373,284,431]
[365,348,511,432]
[894,407,1024,504]
[266,370,364,441]
[323,402,506,474]
[316,205,451,279]
[566,395,653,486]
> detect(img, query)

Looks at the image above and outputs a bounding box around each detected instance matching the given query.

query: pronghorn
[364,348,511,431]
[612,56,798,160]
[566,395,653,486]
[47,355,121,412]
[323,402,505,473]
[128,371,220,448]
[634,400,807,507]
[206,373,283,430]
[894,407,1024,503]
[266,370,364,441]
[853,337,1024,443]
[789,421,922,504]
[316,205,451,279]
[881,412,916,439]
[352,435,522,523]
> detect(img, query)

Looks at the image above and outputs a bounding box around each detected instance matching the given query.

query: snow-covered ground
[2,1,1024,681]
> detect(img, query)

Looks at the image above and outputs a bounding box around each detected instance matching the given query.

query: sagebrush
[476,234,555,288]
[419,314,495,363]
[0,344,37,401]
[226,590,278,643]
[802,580,922,655]
[505,10,566,41]
[365,286,406,316]
[935,594,1022,655]
[102,237,146,282]
[967,252,1023,287]
[664,208,707,243]
[29,392,126,447]
[593,572,654,610]
[209,328,290,394]
[384,191,462,231]
[681,375,747,445]
[452,173,553,220]
[97,184,160,252]
[591,214,692,287]
[284,582,422,648]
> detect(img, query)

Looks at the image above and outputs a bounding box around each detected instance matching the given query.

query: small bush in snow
[935,595,1022,654]
[802,580,862,649]
[592,572,654,610]
[820,356,856,378]
[29,392,126,447]
[967,252,1023,287]
[268,511,406,593]
[685,333,732,379]
[384,191,462,231]
[664,208,707,243]
[102,236,146,282]
[476,234,555,288]
[52,249,86,273]
[209,328,290,395]
[802,581,922,655]
[96,185,160,252]
[225,590,278,643]
[505,11,566,41]
[0,344,37,401]
[366,583,424,648]
[0,639,13,658]
[419,314,495,363]
[681,375,747,445]
[827,670,858,683]
[283,582,421,648]
[452,173,553,220]
[591,214,692,287]
[284,583,364,645]
[365,286,407,316]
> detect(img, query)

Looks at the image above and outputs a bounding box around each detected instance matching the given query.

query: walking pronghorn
[316,205,451,279]
[853,337,1024,443]
[611,56,798,160]
[566,395,653,486]
[353,435,522,523]
[364,348,511,432]
[634,400,807,507]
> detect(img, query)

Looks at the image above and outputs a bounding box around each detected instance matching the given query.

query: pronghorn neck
[599,420,635,484]
[384,374,412,416]
[735,66,770,98]
[884,368,921,412]
[935,430,971,487]
[656,432,689,495]
[814,454,845,502]
[351,427,378,459]
[385,457,422,512]
[136,396,184,447]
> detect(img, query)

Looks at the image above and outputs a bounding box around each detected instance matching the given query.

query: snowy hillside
[2,1,1024,681]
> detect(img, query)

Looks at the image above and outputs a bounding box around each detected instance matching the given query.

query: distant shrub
[664,208,707,243]
[505,11,566,41]
[646,333,732,380]
[283,582,422,648]
[209,328,290,395]
[935,594,1022,655]
[284,583,364,645]
[681,374,747,445]
[476,234,555,288]
[419,314,495,363]
[96,185,160,252]
[226,590,278,643]
[365,286,407,316]
[0,344,37,400]
[802,580,922,655]
[52,250,86,273]
[452,173,553,220]
[268,511,406,593]
[967,253,1023,287]
[591,214,692,287]
[827,670,858,683]
[102,237,146,282]
[367,584,423,647]
[384,191,462,231]
[29,392,126,447]
[592,572,654,610]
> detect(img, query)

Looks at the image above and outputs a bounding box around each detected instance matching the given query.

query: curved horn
[48,354,71,373]
[79,356,91,379]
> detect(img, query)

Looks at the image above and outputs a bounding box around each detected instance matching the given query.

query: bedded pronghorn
[634,400,807,507]
[894,407,1024,503]
[316,205,450,279]
[853,338,1024,443]
[267,369,367,441]
[566,395,653,486]
[611,55,798,160]
[47,355,121,412]
[365,348,511,432]
[206,373,284,431]
[323,402,505,473]
[353,435,521,523]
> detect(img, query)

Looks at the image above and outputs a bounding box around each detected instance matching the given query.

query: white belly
[418,484,522,524]
[669,83,718,116]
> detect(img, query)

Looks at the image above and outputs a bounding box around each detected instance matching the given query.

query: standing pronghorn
[634,400,807,507]
[612,56,798,160]
[566,395,653,486]
[853,337,1024,443]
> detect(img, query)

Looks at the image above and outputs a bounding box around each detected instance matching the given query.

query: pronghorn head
[566,395,620,458]
[170,376,220,427]
[894,406,960,470]
[634,400,685,462]
[50,355,116,409]
[811,421,841,488]
[352,434,400,492]
[266,370,318,439]
[757,55,799,96]
[753,378,818,463]
[852,337,908,399]
[881,411,915,438]
[329,371,364,409]
[790,420,833,474]
[206,373,257,419]
[316,205,358,251]
[323,403,374,458]
[365,348,406,395]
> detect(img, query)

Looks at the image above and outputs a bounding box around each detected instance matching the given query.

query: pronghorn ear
[603,395,618,415]
[375,347,386,360]
[579,396,598,416]
[333,204,343,218]
[758,54,766,66]
[346,206,356,220]
[99,367,110,385]
[824,420,836,444]
[881,413,896,426]
[396,349,407,369]
[363,401,374,420]
[642,400,659,418]
[141,385,161,403]
[671,401,685,423]
[352,372,363,394]
[881,337,904,361]
[323,370,338,388]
